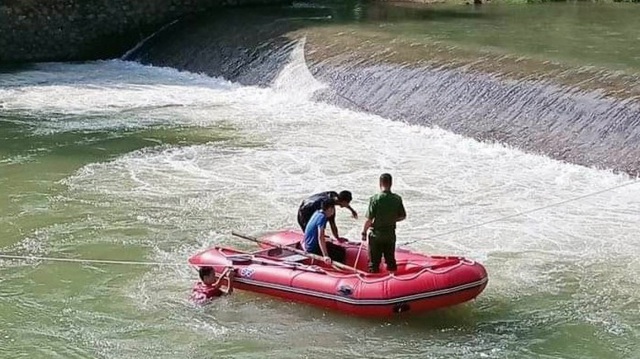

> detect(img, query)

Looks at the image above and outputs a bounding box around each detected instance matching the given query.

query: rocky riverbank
[0,0,290,64]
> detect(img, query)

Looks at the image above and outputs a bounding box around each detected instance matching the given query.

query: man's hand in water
[350,208,358,219]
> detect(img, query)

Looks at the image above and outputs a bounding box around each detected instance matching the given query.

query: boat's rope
[0,252,323,274]
[0,254,230,271]
[319,258,476,282]
[0,254,183,267]
[0,252,469,281]
[399,178,640,247]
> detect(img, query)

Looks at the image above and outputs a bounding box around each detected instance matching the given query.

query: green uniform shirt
[365,190,406,234]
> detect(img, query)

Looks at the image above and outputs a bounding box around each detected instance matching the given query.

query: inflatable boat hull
[188,230,488,317]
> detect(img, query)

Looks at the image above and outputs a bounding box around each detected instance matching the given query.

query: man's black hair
[338,190,352,202]
[380,173,393,187]
[198,266,214,281]
[321,199,335,210]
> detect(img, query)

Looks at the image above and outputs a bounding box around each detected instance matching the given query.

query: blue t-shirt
[302,210,328,252]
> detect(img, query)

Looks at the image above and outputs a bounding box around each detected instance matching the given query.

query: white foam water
[2,59,639,358]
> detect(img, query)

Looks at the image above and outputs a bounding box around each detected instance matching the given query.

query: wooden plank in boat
[280,254,309,263]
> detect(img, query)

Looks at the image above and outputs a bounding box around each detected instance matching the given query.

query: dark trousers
[368,232,397,273]
[307,242,346,264]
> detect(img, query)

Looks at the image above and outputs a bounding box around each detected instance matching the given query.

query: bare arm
[397,197,407,222]
[361,218,373,240]
[221,268,234,294]
[210,267,229,290]
[347,205,358,219]
[214,267,234,294]
[362,196,375,240]
[329,217,339,239]
[318,225,329,257]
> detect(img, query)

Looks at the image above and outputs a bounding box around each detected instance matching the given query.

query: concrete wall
[0,0,289,64]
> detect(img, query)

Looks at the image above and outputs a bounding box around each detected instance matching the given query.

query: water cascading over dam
[125,3,640,177]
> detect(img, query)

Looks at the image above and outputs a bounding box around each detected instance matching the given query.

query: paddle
[231,231,367,275]
[224,253,326,274]
[354,242,365,269]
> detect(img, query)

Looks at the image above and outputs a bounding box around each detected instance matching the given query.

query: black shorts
[306,241,346,264]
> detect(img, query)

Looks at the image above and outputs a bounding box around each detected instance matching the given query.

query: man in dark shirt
[361,173,406,273]
[297,190,357,240]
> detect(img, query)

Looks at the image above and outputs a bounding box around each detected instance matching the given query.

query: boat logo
[337,285,353,297]
[239,267,255,278]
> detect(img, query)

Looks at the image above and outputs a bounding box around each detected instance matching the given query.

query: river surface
[1,1,640,358]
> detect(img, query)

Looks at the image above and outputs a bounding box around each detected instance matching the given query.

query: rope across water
[399,178,640,246]
[1,179,637,267]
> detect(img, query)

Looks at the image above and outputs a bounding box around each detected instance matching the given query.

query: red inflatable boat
[188,230,488,317]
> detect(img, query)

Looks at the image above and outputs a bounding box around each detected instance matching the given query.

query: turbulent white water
[1,59,639,358]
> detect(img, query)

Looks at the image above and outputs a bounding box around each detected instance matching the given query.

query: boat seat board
[279,254,309,263]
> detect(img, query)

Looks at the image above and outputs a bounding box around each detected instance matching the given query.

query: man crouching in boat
[191,266,234,305]
[297,190,357,241]
[301,200,338,265]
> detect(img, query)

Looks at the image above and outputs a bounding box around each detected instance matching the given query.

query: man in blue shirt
[302,200,336,264]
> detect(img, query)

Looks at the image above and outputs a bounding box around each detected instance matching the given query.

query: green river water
[1,1,639,358]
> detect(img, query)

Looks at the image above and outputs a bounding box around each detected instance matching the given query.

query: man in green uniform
[361,173,406,273]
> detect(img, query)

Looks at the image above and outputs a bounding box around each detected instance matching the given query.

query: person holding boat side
[361,173,406,273]
[302,200,337,265]
[190,266,235,305]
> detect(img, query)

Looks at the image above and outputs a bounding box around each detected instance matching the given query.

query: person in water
[301,200,340,264]
[361,173,406,273]
[297,190,357,241]
[191,266,234,304]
